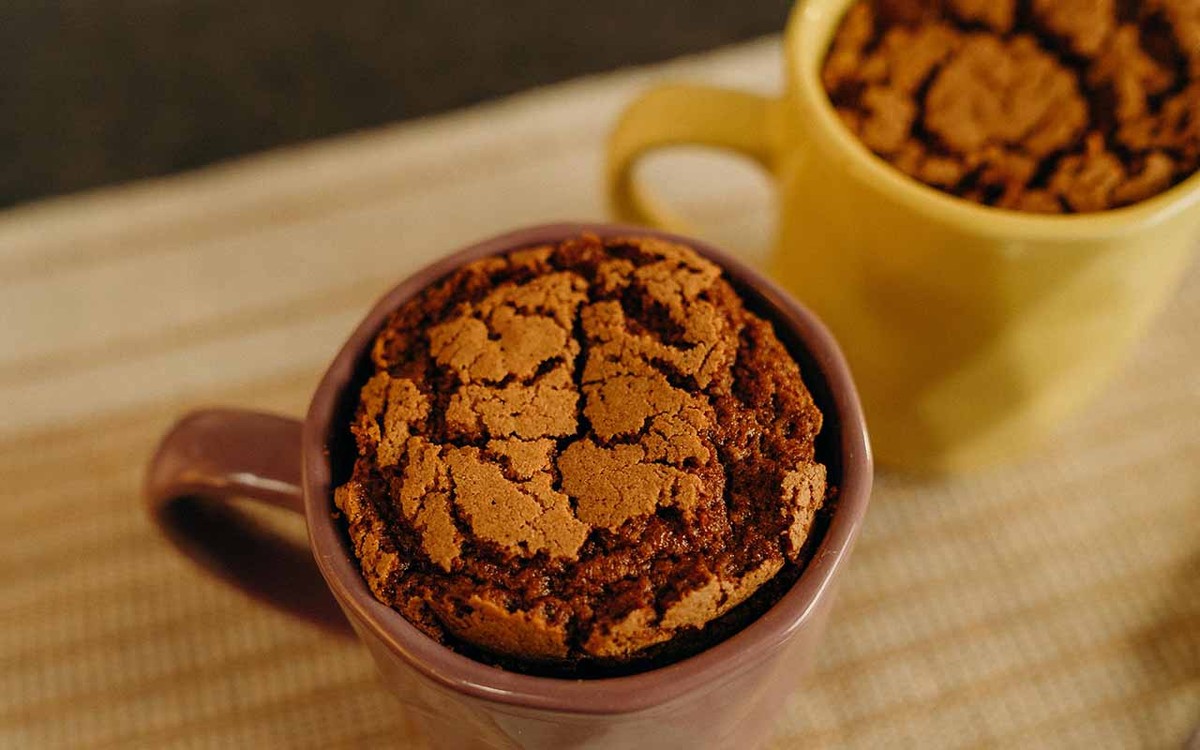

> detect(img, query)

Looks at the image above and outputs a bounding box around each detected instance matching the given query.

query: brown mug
[145,223,873,750]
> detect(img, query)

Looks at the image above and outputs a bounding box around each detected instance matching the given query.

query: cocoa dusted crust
[334,234,829,674]
[824,0,1200,213]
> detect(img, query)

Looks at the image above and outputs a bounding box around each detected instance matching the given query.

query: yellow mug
[607,0,1200,472]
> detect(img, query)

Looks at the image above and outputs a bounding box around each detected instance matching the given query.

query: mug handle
[144,409,350,634]
[607,83,778,230]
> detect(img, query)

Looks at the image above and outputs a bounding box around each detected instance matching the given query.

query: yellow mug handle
[607,84,778,231]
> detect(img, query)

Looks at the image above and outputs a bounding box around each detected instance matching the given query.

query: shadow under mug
[608,0,1200,472]
[145,223,873,750]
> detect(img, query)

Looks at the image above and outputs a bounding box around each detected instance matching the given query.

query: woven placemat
[1,38,1196,749]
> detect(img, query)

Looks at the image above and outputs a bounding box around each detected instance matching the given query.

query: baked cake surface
[334,234,827,669]
[823,0,1200,212]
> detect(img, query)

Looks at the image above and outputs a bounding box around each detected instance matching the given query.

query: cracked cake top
[333,234,828,671]
[824,0,1200,213]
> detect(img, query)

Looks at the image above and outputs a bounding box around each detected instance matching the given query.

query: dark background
[1,0,790,207]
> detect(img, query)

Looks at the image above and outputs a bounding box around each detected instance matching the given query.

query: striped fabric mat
[2,38,1197,749]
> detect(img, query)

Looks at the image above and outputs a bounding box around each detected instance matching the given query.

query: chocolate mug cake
[823,0,1200,213]
[333,233,831,674]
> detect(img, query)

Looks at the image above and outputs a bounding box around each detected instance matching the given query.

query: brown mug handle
[144,408,351,634]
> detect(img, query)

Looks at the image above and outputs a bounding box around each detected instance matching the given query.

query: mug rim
[300,222,873,715]
[785,0,1200,242]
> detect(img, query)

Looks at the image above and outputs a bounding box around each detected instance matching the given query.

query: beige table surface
[2,38,1198,749]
